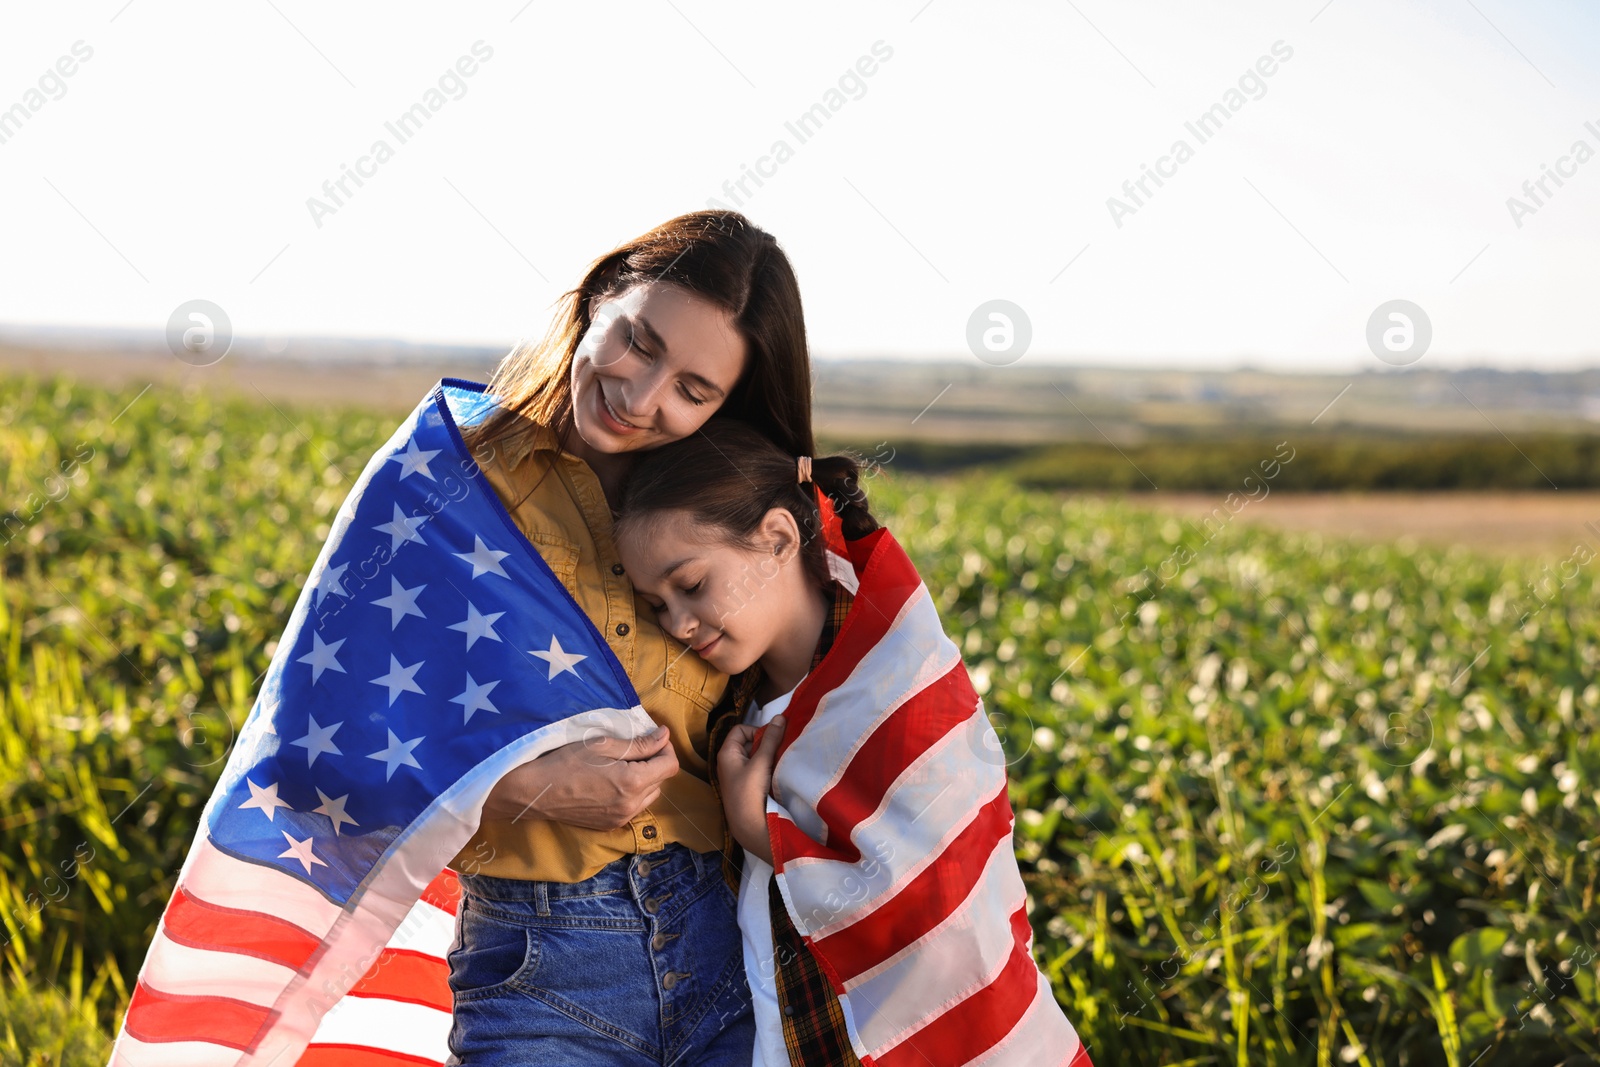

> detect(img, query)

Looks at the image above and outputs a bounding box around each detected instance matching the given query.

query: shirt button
[612,562,626,575]
[616,622,630,636]
[784,1004,795,1016]
[642,824,658,839]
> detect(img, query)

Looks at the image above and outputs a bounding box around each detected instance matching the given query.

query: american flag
[763,521,1092,1066]
[110,379,659,1067]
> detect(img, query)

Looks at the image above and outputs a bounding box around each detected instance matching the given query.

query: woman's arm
[481,724,680,829]
[716,717,786,865]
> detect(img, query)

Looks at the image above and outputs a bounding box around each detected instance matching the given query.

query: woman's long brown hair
[462,210,816,494]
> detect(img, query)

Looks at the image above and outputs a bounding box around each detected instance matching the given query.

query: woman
[443,209,816,1065]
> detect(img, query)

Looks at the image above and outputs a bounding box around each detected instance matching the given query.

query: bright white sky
[2,1,1597,369]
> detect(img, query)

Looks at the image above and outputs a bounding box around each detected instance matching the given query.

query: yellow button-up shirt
[446,420,731,883]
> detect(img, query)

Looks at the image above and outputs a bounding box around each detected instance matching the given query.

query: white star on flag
[291,714,343,766]
[531,634,587,681]
[448,602,505,650]
[239,778,292,822]
[450,672,502,723]
[387,439,441,481]
[278,831,327,875]
[370,654,426,706]
[310,561,349,608]
[297,632,347,685]
[372,577,427,629]
[367,729,424,781]
[313,788,359,836]
[456,536,511,580]
[373,504,429,554]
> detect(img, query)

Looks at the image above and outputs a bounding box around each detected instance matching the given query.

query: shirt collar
[495,419,563,474]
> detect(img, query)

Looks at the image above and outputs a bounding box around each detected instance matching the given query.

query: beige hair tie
[796,455,813,484]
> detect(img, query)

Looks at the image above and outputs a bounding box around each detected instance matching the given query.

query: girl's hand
[717,715,786,864]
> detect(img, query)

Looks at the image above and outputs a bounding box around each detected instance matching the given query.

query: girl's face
[618,507,807,677]
[569,281,748,456]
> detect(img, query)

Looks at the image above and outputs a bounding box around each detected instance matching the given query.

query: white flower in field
[1032,726,1058,751]
[1522,788,1539,816]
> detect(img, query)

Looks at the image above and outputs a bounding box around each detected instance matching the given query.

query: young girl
[613,420,1091,1067]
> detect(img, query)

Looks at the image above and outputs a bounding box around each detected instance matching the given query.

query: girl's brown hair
[462,210,815,484]
[614,418,879,591]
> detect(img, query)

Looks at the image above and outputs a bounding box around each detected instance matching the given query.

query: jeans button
[643,890,673,914]
[636,859,654,877]
[663,970,690,989]
[652,931,670,951]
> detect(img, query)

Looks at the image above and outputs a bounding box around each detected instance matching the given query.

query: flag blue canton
[206,379,641,904]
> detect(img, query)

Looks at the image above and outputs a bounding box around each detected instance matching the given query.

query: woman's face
[618,507,806,677]
[569,281,748,456]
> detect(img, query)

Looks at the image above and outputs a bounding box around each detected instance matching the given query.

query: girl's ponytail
[810,455,879,541]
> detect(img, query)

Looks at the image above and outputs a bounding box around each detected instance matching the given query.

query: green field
[2,373,1597,1066]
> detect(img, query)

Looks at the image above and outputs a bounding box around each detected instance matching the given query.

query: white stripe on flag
[779,708,998,936]
[383,894,457,961]
[140,930,297,1007]
[848,836,1029,1055]
[843,832,1025,994]
[309,993,453,1060]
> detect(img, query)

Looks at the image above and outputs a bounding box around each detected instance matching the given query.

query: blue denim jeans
[445,842,756,1065]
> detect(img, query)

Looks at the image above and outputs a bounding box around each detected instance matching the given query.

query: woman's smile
[595,379,645,435]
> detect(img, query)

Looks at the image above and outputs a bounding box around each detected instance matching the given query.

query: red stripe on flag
[811,783,1014,980]
[418,868,461,915]
[873,904,1045,1067]
[162,885,322,970]
[297,1044,441,1067]
[122,978,273,1050]
[812,661,979,845]
[347,948,452,1013]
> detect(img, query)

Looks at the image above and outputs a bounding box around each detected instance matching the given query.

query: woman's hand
[717,715,786,865]
[481,724,680,830]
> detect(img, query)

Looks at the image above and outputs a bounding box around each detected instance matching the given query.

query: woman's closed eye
[627,324,709,407]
